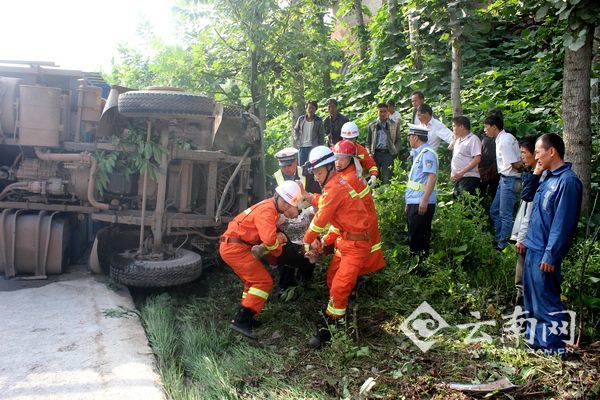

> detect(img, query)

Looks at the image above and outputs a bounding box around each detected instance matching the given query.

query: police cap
[275,147,299,166]
[407,123,429,138]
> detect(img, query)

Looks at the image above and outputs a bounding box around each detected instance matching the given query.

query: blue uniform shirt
[405,143,438,205]
[523,163,582,266]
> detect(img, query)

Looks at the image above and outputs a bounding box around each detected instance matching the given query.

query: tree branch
[213,28,245,52]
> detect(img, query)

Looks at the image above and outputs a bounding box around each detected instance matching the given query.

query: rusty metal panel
[0,210,69,277]
[205,161,218,218]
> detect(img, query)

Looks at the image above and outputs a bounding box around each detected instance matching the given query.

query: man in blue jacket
[521,134,582,356]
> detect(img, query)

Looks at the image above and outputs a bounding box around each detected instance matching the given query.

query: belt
[341,232,369,241]
[375,149,389,153]
[500,174,521,180]
[220,236,251,245]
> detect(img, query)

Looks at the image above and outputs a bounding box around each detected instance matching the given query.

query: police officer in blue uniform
[270,147,318,292]
[521,134,582,356]
[405,124,438,268]
[271,147,320,196]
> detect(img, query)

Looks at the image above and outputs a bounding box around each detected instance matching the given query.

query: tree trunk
[291,77,306,131]
[408,10,422,70]
[353,0,368,60]
[563,26,594,216]
[388,0,398,49]
[450,26,463,117]
[249,48,266,130]
[317,10,332,97]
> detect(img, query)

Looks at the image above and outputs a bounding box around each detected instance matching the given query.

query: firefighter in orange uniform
[220,181,302,339]
[340,121,378,187]
[301,146,372,348]
[329,139,385,281]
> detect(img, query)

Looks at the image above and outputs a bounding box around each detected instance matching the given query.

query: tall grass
[141,291,328,399]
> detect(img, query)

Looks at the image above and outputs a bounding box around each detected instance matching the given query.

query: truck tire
[110,249,202,287]
[118,90,214,117]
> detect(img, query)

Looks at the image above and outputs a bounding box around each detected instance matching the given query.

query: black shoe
[229,307,257,339]
[308,326,332,348]
[250,317,263,328]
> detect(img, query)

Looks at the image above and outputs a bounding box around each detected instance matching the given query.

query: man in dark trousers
[366,103,402,185]
[293,101,324,166]
[323,99,349,146]
[520,134,582,356]
[405,123,438,269]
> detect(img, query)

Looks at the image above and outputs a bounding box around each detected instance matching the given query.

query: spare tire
[118,90,215,118]
[110,249,202,287]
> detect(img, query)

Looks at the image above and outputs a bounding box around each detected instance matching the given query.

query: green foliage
[93,150,118,195]
[93,126,167,194]
[531,0,600,51]
[263,114,292,176]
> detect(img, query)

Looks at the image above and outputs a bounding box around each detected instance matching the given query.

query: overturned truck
[0,61,266,286]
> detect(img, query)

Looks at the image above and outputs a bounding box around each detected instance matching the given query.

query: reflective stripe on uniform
[309,221,325,233]
[358,154,365,159]
[304,243,310,252]
[369,166,378,173]
[273,170,285,185]
[273,167,306,188]
[264,239,280,251]
[329,225,341,235]
[348,189,358,198]
[358,185,370,198]
[248,287,269,300]
[327,298,346,317]
[242,291,248,299]
[406,180,425,192]
[370,242,382,253]
[244,208,252,215]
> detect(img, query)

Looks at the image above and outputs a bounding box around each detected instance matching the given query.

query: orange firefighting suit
[356,142,378,178]
[304,175,371,319]
[325,162,385,286]
[219,199,283,315]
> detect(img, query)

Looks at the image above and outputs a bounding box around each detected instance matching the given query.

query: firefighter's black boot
[308,315,339,349]
[229,306,257,339]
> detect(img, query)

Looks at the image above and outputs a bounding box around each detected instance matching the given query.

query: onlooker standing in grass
[521,134,582,356]
[323,98,349,146]
[410,91,425,124]
[450,116,482,197]
[484,114,523,250]
[387,99,402,124]
[510,135,540,306]
[477,108,503,210]
[293,101,324,167]
[366,103,402,185]
[416,104,453,151]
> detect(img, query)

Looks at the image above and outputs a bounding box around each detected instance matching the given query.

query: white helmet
[307,145,336,171]
[340,121,359,139]
[275,180,301,207]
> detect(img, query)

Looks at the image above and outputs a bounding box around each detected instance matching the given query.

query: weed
[102,306,138,318]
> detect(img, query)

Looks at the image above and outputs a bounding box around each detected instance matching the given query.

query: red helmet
[333,140,356,157]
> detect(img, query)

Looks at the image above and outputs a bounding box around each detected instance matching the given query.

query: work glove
[367,175,377,188]
[251,244,267,260]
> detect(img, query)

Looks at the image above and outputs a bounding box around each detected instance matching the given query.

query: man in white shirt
[416,104,453,151]
[450,116,481,197]
[410,91,425,124]
[387,99,402,123]
[484,114,523,250]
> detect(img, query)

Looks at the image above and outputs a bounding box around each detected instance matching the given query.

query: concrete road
[0,266,165,400]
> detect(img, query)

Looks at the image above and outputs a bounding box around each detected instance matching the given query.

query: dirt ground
[0,265,165,400]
